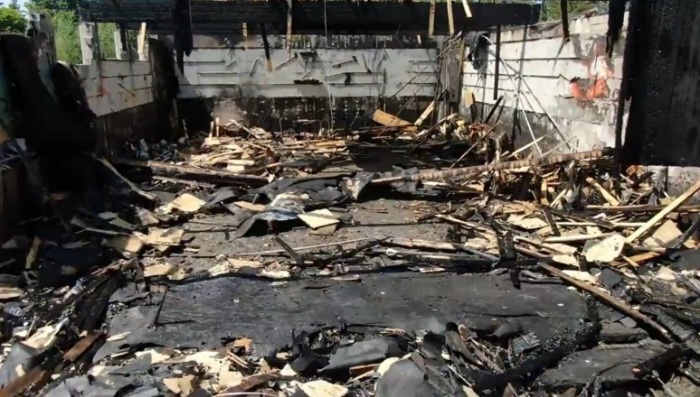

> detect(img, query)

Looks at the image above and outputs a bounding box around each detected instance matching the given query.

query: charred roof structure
[609,0,700,167]
[78,0,540,34]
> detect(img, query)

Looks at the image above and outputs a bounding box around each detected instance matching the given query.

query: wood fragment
[538,262,671,341]
[298,209,339,229]
[626,179,700,243]
[416,99,436,126]
[223,371,280,393]
[110,158,269,186]
[585,177,620,206]
[370,109,416,131]
[461,0,473,18]
[446,0,454,35]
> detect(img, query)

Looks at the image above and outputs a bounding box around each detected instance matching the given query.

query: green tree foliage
[8,0,20,10]
[27,0,117,62]
[0,5,25,33]
[539,1,609,21]
[28,0,78,12]
[52,10,80,63]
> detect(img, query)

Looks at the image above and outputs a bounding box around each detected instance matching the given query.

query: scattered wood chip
[261,269,291,280]
[507,214,547,231]
[21,323,63,350]
[25,237,41,269]
[389,238,456,251]
[136,228,184,247]
[0,287,24,300]
[106,332,131,342]
[209,258,263,276]
[103,235,144,254]
[562,270,598,285]
[158,193,207,214]
[643,220,686,248]
[310,224,338,235]
[331,274,361,282]
[234,201,266,212]
[232,338,253,353]
[299,209,340,229]
[296,379,349,397]
[582,233,625,263]
[552,255,578,267]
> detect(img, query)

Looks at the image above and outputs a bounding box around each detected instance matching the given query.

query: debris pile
[1,113,700,396]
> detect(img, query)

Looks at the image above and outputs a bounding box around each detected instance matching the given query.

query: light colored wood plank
[626,179,700,243]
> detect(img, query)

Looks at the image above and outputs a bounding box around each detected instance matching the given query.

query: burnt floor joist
[79,0,539,34]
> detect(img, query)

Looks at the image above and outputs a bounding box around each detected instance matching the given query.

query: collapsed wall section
[461,13,626,152]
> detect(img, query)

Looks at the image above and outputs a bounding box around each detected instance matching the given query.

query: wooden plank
[137,22,147,61]
[415,99,436,126]
[446,0,454,35]
[370,109,416,131]
[626,179,700,243]
[461,0,473,18]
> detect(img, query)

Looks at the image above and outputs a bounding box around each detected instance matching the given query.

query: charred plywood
[80,0,539,34]
[621,0,700,166]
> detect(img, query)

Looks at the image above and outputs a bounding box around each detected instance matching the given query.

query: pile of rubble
[1,111,700,396]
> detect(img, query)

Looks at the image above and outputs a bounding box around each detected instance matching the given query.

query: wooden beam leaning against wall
[446,0,455,35]
[137,22,148,61]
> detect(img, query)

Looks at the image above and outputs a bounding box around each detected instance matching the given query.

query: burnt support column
[619,0,700,166]
[78,22,100,64]
[113,30,126,60]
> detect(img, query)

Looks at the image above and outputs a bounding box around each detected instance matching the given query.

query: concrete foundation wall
[78,60,153,117]
[171,34,442,130]
[76,59,166,151]
[461,13,627,152]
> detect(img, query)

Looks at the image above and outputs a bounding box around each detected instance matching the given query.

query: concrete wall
[77,58,168,151]
[169,34,442,131]
[461,13,626,152]
[78,60,153,117]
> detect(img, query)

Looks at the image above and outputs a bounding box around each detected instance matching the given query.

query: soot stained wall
[169,34,443,131]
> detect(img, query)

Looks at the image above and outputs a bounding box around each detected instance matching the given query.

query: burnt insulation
[616,0,700,166]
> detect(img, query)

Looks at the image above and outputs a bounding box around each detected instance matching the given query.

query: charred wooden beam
[79,1,539,34]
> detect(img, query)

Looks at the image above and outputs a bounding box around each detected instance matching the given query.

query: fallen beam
[110,158,270,186]
[372,148,611,184]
